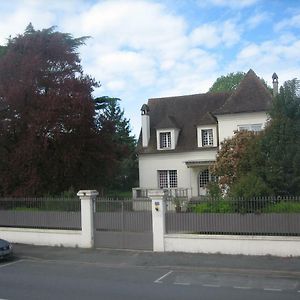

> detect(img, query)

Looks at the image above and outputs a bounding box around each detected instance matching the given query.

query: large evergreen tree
[95,96,138,192]
[260,79,300,195]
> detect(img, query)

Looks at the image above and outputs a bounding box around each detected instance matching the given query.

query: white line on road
[263,288,282,292]
[233,286,252,290]
[154,270,173,283]
[174,282,191,286]
[0,259,24,269]
[202,284,221,288]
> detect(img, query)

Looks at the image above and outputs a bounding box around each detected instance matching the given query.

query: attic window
[160,132,171,149]
[202,129,213,146]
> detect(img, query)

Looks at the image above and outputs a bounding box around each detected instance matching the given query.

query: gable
[214,69,273,115]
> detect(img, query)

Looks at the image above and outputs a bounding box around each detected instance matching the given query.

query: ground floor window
[198,169,217,195]
[158,170,178,188]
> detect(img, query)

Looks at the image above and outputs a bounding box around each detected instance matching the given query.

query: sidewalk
[12,243,300,277]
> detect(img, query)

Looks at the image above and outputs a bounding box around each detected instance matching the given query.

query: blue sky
[0,0,299,136]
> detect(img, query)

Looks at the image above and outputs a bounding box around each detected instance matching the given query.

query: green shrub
[191,200,233,213]
[263,201,300,213]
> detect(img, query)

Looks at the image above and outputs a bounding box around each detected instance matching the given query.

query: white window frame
[159,131,171,149]
[201,129,213,146]
[238,123,262,132]
[158,170,178,188]
[156,128,179,150]
[197,125,217,148]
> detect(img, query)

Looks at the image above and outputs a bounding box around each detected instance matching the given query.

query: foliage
[207,182,222,199]
[0,25,125,196]
[95,96,138,192]
[190,200,232,213]
[211,130,260,190]
[229,173,273,199]
[260,79,300,195]
[263,201,300,213]
[209,72,245,93]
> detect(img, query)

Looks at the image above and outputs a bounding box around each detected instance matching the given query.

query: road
[0,247,300,300]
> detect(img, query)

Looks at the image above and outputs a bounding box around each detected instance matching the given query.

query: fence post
[149,190,166,252]
[77,190,99,248]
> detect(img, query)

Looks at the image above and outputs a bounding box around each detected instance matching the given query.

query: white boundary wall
[0,190,98,248]
[164,234,300,257]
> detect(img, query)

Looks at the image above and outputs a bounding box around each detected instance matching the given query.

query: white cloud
[190,20,240,48]
[246,12,270,29]
[275,13,300,31]
[198,0,259,9]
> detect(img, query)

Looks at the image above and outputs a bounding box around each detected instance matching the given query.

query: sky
[0,0,300,137]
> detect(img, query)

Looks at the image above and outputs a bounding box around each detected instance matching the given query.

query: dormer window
[197,125,217,148]
[156,128,179,150]
[201,129,213,146]
[160,132,171,149]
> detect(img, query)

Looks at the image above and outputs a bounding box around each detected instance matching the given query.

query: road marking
[0,259,23,269]
[174,282,191,286]
[154,270,173,283]
[263,288,282,292]
[202,284,221,288]
[233,286,251,290]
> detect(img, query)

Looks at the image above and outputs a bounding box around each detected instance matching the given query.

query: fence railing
[0,197,81,230]
[166,196,300,236]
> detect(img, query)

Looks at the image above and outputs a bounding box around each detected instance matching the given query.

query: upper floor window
[158,170,177,188]
[201,129,213,146]
[159,132,171,149]
[197,125,217,148]
[238,124,262,132]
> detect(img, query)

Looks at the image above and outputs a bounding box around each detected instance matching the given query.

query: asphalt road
[0,244,299,300]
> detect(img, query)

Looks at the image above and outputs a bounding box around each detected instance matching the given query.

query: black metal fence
[0,197,81,230]
[166,196,300,236]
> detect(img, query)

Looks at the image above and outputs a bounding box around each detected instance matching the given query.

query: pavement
[12,243,300,278]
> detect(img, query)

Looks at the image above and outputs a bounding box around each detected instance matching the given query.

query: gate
[93,198,153,250]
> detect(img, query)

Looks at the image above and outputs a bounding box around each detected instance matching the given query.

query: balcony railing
[132,187,191,199]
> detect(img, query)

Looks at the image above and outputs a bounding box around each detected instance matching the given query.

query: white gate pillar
[149,190,166,252]
[77,190,99,248]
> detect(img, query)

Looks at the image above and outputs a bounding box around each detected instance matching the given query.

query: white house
[134,70,277,199]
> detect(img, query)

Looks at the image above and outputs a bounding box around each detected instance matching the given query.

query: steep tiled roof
[138,69,273,154]
[138,92,230,154]
[214,69,273,115]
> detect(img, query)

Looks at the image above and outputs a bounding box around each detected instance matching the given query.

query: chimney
[141,104,150,148]
[272,72,278,96]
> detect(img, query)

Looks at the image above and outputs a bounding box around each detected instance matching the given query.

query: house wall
[139,150,217,197]
[217,111,268,143]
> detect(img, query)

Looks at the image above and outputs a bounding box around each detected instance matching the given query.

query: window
[159,132,171,149]
[158,170,177,188]
[238,124,262,132]
[201,129,213,146]
[199,169,210,187]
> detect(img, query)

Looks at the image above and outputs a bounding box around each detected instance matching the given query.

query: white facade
[217,111,268,143]
[139,150,217,197]
[138,111,269,198]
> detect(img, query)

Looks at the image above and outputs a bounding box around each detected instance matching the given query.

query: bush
[190,200,233,213]
[263,201,300,213]
[230,173,273,199]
